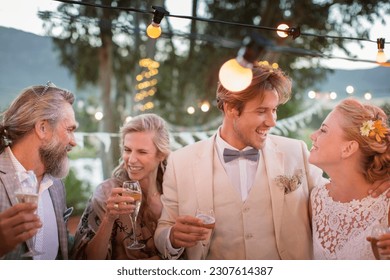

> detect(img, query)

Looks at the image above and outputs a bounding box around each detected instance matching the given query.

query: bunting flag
[74,102,324,151]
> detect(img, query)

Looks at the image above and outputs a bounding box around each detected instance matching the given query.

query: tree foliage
[39,0,389,176]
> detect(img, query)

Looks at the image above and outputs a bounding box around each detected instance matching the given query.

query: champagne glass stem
[127,213,145,250]
[24,234,39,257]
[131,216,139,245]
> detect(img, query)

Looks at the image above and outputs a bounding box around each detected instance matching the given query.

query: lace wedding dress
[311,184,390,260]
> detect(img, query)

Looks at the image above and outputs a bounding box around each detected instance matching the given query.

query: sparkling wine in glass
[371,224,390,260]
[196,209,215,245]
[123,180,145,250]
[14,170,42,257]
[196,209,215,259]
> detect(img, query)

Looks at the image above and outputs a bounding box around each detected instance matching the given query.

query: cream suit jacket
[154,134,326,260]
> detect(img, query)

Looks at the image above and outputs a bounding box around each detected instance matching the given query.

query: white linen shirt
[7,147,59,259]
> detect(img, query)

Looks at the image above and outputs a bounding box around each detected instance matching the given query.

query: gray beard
[39,141,70,179]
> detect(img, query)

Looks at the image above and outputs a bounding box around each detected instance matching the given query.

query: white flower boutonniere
[274,169,303,194]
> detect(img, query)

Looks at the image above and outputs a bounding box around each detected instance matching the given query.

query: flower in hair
[360,120,374,137]
[360,119,387,143]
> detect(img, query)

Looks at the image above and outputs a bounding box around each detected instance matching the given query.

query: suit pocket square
[63,207,74,222]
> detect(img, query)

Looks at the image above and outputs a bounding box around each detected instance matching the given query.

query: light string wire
[50,0,389,66]
[52,0,388,43]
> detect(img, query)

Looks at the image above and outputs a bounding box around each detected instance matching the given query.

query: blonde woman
[72,114,170,259]
[310,98,390,259]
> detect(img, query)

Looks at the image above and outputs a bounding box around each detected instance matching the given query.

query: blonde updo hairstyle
[336,98,389,183]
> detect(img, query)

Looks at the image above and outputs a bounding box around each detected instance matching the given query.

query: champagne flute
[123,180,145,250]
[370,224,390,260]
[14,170,42,257]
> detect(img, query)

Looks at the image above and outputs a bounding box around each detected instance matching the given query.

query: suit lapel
[193,135,216,211]
[262,137,285,245]
[0,150,20,206]
[190,136,216,259]
[48,180,68,259]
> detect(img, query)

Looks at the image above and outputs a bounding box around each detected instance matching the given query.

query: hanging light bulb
[146,6,169,39]
[376,38,386,63]
[219,36,265,92]
[146,23,161,39]
[219,58,253,92]
[276,24,301,39]
[277,24,290,38]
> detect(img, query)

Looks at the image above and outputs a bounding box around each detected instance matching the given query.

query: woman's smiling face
[122,131,162,182]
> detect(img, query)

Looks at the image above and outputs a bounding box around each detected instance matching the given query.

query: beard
[39,137,71,179]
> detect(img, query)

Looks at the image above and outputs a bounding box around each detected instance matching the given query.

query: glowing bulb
[277,24,289,38]
[94,111,103,121]
[346,85,354,94]
[187,106,195,115]
[329,92,337,100]
[376,49,387,63]
[364,92,372,100]
[219,58,253,92]
[146,22,162,39]
[308,90,316,99]
[200,101,210,112]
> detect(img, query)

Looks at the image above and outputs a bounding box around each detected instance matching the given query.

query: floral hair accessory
[360,119,387,143]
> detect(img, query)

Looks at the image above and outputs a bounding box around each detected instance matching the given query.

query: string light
[134,58,160,111]
[219,36,265,92]
[307,90,317,99]
[364,92,372,100]
[376,38,386,63]
[200,101,210,112]
[346,85,354,95]
[219,58,253,92]
[276,24,289,38]
[52,0,389,67]
[146,6,169,39]
[329,91,337,100]
[276,24,301,39]
[187,106,195,115]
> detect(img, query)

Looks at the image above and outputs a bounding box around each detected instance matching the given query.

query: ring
[113,203,119,209]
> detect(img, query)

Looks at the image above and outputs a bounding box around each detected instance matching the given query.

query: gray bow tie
[223,148,259,163]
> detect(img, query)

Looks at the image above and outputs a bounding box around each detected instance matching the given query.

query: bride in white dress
[309,98,390,260]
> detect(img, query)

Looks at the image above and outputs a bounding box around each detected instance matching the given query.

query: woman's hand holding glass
[106,187,135,221]
[369,224,390,260]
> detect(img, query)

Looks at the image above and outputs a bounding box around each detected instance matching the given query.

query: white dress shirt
[215,129,259,201]
[7,147,59,259]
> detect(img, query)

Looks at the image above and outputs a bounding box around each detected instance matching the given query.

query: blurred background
[0,0,389,225]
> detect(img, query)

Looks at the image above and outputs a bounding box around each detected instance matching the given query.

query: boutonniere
[274,169,303,194]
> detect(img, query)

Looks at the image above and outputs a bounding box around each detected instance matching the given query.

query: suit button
[245,233,253,239]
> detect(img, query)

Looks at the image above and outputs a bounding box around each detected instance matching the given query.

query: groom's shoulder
[269,134,304,146]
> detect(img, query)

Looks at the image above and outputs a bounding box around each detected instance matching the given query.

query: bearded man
[0,83,77,259]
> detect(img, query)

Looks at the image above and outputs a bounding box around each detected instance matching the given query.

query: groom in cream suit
[154,64,326,259]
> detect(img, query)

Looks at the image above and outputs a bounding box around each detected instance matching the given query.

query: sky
[0,0,388,70]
